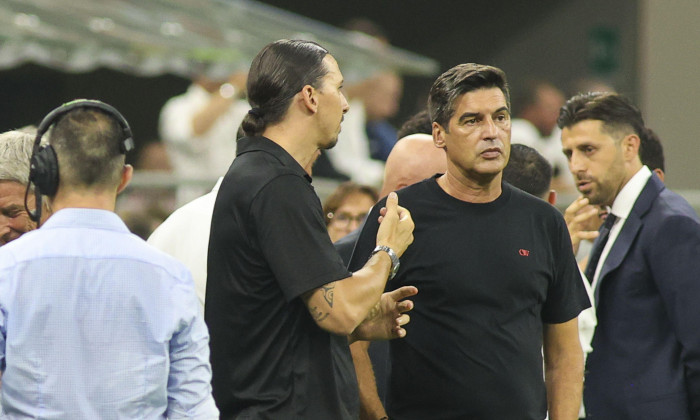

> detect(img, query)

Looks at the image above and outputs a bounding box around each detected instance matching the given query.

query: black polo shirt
[205,136,357,419]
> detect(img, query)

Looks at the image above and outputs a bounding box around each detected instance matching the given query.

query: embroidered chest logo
[518,249,530,257]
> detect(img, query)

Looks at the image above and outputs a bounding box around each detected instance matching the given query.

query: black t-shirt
[349,176,590,420]
[205,136,357,419]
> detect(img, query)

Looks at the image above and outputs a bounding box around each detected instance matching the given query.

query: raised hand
[564,196,603,254]
[376,192,414,257]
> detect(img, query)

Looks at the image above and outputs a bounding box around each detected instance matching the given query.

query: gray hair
[0,130,35,188]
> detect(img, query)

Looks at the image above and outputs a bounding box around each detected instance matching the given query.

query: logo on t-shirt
[518,249,530,257]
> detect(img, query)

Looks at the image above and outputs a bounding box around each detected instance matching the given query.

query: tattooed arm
[301,252,393,336]
[302,192,415,336]
[302,261,417,340]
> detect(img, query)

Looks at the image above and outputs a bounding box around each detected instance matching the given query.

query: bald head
[380,134,447,197]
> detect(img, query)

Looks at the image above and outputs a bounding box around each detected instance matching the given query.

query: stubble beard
[321,136,339,150]
[585,180,614,207]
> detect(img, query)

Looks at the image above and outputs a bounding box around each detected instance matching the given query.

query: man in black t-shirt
[205,40,416,419]
[349,63,590,420]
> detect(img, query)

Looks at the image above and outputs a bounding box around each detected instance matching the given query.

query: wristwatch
[370,245,400,280]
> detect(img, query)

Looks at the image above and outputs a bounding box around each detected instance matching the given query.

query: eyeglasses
[326,212,367,228]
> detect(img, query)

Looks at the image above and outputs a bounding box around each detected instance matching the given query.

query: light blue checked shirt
[0,208,218,419]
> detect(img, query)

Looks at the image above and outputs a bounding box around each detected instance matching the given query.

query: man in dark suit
[559,92,700,419]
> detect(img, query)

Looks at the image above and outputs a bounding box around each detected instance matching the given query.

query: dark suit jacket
[585,174,700,419]
[334,228,360,267]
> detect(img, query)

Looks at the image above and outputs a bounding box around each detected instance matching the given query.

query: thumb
[385,191,398,214]
[389,285,418,301]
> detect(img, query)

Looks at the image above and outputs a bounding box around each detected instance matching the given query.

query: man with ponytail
[205,39,416,419]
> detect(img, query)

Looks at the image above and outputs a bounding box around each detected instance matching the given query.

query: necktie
[584,213,618,283]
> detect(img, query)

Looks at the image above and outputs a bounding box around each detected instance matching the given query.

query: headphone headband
[26,99,134,225]
[34,99,134,154]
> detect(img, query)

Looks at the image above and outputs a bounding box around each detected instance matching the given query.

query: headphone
[25,99,135,224]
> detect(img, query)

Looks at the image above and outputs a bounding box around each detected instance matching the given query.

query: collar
[610,165,652,219]
[236,136,312,183]
[42,208,130,233]
[212,177,223,192]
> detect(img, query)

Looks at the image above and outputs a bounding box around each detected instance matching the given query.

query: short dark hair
[242,39,330,137]
[639,127,665,172]
[503,144,552,198]
[396,109,432,138]
[49,108,126,190]
[557,92,645,140]
[428,63,510,131]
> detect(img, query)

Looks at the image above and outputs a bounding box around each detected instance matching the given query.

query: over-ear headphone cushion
[30,145,59,197]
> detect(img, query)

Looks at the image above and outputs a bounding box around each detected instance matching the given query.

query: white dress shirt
[591,166,652,290]
[148,178,222,308]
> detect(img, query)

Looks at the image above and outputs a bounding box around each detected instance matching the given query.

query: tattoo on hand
[309,305,329,322]
[322,282,335,308]
[364,301,380,322]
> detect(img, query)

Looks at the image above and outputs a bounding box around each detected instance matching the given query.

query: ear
[117,164,133,194]
[547,190,557,205]
[300,85,318,114]
[653,168,665,182]
[621,134,641,162]
[433,122,446,149]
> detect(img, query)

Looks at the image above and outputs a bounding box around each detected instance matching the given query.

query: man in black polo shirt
[205,39,416,419]
[349,64,590,419]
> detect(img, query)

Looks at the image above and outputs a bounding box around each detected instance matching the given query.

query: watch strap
[371,245,400,280]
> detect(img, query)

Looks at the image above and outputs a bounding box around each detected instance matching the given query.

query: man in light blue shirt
[0,100,218,419]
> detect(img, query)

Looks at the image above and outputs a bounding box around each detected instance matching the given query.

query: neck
[48,189,117,215]
[625,161,644,182]
[609,161,644,206]
[437,168,502,203]
[263,123,322,173]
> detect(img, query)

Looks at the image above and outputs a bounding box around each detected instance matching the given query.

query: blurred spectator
[325,18,404,187]
[159,71,249,203]
[136,140,173,172]
[503,143,553,199]
[323,181,378,243]
[116,140,176,239]
[0,130,36,246]
[361,71,404,161]
[396,109,432,139]
[511,80,575,194]
[640,127,665,181]
[326,70,402,187]
[119,206,170,240]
